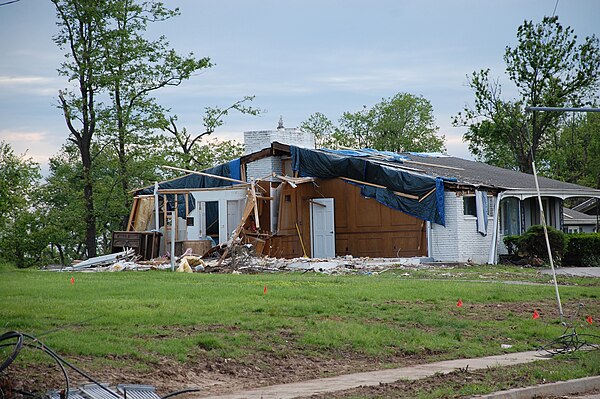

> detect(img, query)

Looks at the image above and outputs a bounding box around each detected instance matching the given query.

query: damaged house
[122,126,600,264]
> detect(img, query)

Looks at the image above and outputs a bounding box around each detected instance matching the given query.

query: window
[463,196,476,216]
[500,197,520,236]
[463,195,495,217]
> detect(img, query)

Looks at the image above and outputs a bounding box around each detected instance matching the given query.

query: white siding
[430,192,496,264]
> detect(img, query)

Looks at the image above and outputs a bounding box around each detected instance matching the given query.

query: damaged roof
[281,144,600,198]
[399,153,591,192]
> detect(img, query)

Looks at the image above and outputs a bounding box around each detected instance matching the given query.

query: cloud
[0,129,61,167]
[0,75,61,96]
[0,129,46,143]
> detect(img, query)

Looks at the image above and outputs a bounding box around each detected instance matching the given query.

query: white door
[310,198,335,258]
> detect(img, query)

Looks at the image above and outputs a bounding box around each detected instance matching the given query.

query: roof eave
[501,188,600,200]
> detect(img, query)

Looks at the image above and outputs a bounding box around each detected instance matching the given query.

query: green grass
[391,264,600,287]
[1,261,599,391]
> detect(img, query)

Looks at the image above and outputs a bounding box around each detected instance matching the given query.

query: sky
[1,0,599,174]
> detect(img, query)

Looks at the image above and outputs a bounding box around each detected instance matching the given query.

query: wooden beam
[308,199,326,208]
[216,190,256,266]
[340,177,419,200]
[162,165,250,186]
[418,187,437,203]
[251,183,260,230]
[127,197,138,231]
[163,195,168,254]
[185,193,189,220]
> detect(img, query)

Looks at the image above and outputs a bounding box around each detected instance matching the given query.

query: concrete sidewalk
[195,350,550,399]
[473,375,600,398]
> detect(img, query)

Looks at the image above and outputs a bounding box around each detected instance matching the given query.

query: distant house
[127,126,600,264]
[563,207,598,234]
[573,197,600,217]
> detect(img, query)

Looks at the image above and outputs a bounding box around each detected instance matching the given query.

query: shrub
[564,233,600,267]
[516,225,566,265]
[503,235,520,255]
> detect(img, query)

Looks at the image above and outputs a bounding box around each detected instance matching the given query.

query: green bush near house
[503,235,520,256]
[564,233,600,267]
[503,225,566,265]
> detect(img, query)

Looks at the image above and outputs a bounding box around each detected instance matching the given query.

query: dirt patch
[1,345,439,398]
[4,299,599,398]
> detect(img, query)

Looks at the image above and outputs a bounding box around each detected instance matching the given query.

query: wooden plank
[217,191,256,266]
[340,177,419,200]
[163,194,168,254]
[127,197,138,231]
[162,165,250,186]
[185,193,189,217]
[418,187,437,203]
[308,199,326,208]
[174,195,178,242]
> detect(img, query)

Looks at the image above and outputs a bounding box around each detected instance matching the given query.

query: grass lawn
[1,261,599,397]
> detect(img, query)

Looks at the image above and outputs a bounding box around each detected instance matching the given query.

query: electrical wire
[0,331,118,398]
[537,304,600,356]
[1,331,202,399]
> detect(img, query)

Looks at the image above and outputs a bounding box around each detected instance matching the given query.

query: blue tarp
[291,146,445,226]
[321,148,410,163]
[136,160,242,219]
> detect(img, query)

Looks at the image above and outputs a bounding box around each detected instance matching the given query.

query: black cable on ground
[0,332,23,373]
[0,331,120,398]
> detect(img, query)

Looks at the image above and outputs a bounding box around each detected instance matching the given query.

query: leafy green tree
[455,16,600,173]
[370,93,443,152]
[0,142,39,225]
[38,145,88,263]
[0,142,42,267]
[548,112,600,187]
[302,93,445,153]
[99,0,211,220]
[52,0,213,255]
[53,0,111,258]
[299,112,338,148]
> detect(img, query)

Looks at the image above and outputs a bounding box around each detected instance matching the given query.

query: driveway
[540,267,600,278]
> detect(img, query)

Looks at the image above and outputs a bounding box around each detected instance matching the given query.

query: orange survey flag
[457,299,463,307]
[532,310,540,319]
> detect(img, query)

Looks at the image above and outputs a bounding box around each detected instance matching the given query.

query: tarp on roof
[135,160,241,218]
[321,148,409,163]
[291,146,445,225]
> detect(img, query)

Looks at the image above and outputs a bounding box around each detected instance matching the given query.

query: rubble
[53,241,433,275]
[64,249,137,271]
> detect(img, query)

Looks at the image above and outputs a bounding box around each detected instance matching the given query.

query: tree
[299,112,339,148]
[301,93,445,153]
[53,0,111,258]
[38,145,91,263]
[370,93,442,152]
[164,96,260,169]
[455,16,600,173]
[0,142,42,267]
[548,112,600,187]
[99,0,211,222]
[52,0,211,256]
[0,142,40,226]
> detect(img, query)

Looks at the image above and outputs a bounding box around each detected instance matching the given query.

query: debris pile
[55,241,430,275]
